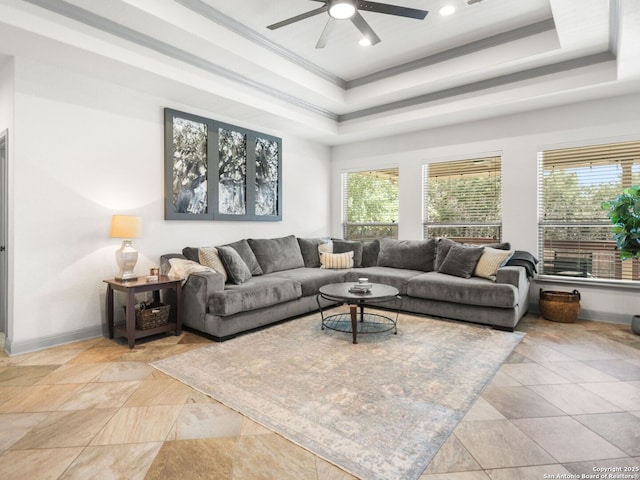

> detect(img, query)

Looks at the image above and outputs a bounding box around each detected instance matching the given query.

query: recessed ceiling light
[439,5,456,16]
[359,37,372,47]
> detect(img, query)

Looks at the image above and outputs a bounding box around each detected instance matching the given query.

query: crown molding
[23,0,339,120]
[339,52,617,122]
[346,19,557,88]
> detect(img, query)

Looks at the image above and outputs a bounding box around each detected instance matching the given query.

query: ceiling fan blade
[351,11,381,45]
[315,18,336,48]
[267,5,328,30]
[358,1,428,20]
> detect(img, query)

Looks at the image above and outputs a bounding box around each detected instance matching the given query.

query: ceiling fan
[267,0,428,48]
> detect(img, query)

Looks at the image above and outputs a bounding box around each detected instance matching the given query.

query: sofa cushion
[474,247,515,281]
[377,238,436,271]
[181,246,200,263]
[439,244,484,279]
[269,267,349,296]
[332,239,363,267]
[226,239,263,276]
[435,238,459,271]
[208,276,302,316]
[345,266,423,295]
[217,245,252,285]
[248,235,305,274]
[320,251,354,269]
[361,239,380,267]
[407,271,517,308]
[297,237,328,268]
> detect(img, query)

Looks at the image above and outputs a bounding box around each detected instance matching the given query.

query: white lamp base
[115,239,138,281]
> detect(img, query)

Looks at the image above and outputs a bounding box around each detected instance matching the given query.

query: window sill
[535,274,640,291]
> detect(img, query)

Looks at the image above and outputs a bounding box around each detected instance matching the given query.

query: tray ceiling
[0,0,638,144]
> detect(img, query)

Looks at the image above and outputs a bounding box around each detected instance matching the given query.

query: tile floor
[0,313,639,480]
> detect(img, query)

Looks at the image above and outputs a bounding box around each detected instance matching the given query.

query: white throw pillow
[474,247,514,281]
[168,258,215,284]
[320,251,354,269]
[198,246,228,283]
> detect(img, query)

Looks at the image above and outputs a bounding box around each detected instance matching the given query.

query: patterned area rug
[153,310,524,480]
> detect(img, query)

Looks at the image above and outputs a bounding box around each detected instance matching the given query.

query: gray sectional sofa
[160,235,533,341]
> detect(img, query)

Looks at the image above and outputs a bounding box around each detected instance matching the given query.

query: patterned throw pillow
[320,251,354,269]
[474,247,515,281]
[198,246,228,283]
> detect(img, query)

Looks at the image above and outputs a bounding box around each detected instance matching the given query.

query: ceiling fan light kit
[267,0,429,49]
[328,0,357,19]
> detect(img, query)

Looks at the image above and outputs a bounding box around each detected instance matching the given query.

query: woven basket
[539,289,580,323]
[135,302,170,330]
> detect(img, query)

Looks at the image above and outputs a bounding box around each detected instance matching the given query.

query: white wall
[7,57,331,354]
[332,94,640,325]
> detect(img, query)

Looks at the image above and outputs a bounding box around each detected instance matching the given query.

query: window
[423,156,502,243]
[342,168,399,240]
[538,140,640,280]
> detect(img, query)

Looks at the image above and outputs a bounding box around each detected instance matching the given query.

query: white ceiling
[0,0,639,145]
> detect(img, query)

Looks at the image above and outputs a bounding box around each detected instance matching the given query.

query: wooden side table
[104,275,183,348]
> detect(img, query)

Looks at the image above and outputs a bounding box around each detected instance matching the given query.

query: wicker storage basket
[539,289,580,323]
[135,302,170,330]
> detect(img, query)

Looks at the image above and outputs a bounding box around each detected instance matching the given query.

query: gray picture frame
[164,108,282,221]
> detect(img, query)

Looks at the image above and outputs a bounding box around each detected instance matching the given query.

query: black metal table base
[317,288,402,344]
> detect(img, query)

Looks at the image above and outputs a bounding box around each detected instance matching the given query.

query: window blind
[423,156,502,242]
[538,140,640,280]
[342,168,399,240]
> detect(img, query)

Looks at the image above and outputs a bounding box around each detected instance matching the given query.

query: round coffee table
[317,282,402,344]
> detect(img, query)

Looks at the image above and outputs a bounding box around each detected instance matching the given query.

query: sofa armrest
[160,254,226,330]
[181,271,226,330]
[495,266,528,289]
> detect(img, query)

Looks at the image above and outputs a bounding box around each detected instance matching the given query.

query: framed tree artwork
[254,135,281,218]
[164,109,213,220]
[164,109,282,221]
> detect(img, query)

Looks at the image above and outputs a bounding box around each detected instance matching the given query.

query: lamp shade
[109,215,142,239]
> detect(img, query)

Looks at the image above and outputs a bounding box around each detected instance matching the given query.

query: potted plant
[602,185,640,334]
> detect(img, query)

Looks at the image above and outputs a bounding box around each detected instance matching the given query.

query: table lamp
[109,215,142,281]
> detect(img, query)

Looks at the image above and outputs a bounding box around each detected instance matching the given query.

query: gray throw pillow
[332,239,363,268]
[361,239,380,267]
[377,238,436,271]
[216,245,252,284]
[439,245,484,279]
[181,246,200,263]
[226,239,263,276]
[297,237,327,268]
[435,238,460,271]
[484,242,511,250]
[248,235,305,274]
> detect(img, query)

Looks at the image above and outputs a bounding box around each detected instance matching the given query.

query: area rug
[152,311,524,480]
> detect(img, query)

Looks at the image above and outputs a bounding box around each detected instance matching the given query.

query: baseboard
[528,305,632,325]
[5,325,106,356]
